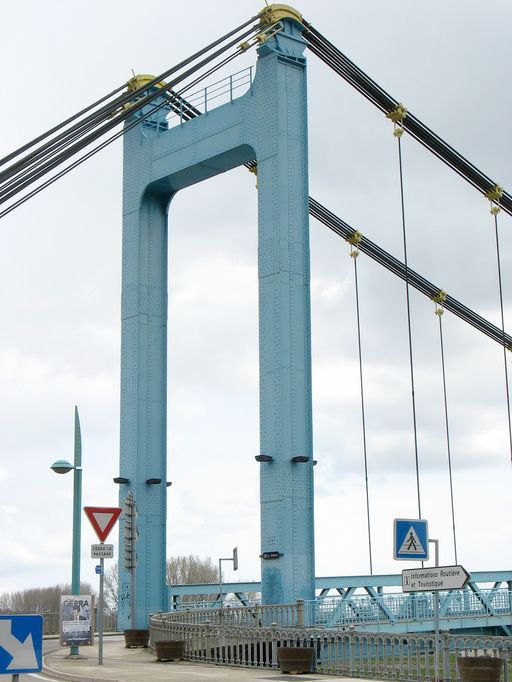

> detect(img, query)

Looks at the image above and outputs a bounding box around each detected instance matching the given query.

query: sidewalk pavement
[43,637,354,682]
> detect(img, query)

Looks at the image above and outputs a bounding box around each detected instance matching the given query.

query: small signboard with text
[402,565,470,592]
[91,543,114,559]
[60,595,94,647]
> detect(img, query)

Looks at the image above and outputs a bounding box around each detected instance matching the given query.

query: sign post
[218,548,239,609]
[84,506,121,665]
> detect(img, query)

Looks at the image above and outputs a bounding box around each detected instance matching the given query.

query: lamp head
[255,454,273,462]
[50,459,74,474]
[113,476,130,484]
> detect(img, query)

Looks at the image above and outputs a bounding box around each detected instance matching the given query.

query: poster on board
[59,595,94,646]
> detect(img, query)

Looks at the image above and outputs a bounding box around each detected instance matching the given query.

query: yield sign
[84,506,122,543]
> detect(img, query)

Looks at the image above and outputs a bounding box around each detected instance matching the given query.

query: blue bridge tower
[118,6,315,629]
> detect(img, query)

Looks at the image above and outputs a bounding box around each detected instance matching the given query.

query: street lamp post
[51,406,82,658]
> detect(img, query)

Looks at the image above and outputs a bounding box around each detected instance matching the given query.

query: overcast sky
[0,0,511,598]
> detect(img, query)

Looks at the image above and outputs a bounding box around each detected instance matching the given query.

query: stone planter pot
[457,656,503,682]
[277,646,315,674]
[155,639,187,662]
[123,628,150,648]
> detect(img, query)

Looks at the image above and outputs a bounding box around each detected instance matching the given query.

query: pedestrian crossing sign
[394,518,429,560]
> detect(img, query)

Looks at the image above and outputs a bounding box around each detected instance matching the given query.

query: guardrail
[154,601,300,627]
[150,610,512,680]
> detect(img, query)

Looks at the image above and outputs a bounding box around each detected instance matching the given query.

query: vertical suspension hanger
[387,103,423,519]
[485,185,512,467]
[432,290,458,563]
[347,230,373,574]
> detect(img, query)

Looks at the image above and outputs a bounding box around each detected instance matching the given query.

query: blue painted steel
[118,16,314,628]
[394,518,429,560]
[167,571,512,598]
[0,614,43,674]
[166,571,512,634]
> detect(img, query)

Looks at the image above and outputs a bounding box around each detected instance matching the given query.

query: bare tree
[167,554,220,604]
[102,555,220,609]
[103,563,119,612]
[0,583,95,614]
[167,555,218,585]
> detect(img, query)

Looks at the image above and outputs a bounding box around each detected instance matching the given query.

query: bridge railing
[149,611,512,680]
[152,601,299,628]
[308,588,512,629]
[166,66,253,128]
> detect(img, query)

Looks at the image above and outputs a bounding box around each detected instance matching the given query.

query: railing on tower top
[167,66,253,128]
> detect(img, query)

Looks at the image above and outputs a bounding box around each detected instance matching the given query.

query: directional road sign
[84,506,122,543]
[394,518,429,560]
[0,614,43,674]
[402,565,471,592]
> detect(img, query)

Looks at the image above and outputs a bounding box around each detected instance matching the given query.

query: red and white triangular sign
[84,506,122,543]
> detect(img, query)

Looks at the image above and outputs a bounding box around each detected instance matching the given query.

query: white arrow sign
[0,619,39,671]
[402,565,471,592]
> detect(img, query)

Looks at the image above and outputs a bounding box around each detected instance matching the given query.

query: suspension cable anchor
[485,184,503,215]
[124,74,169,111]
[258,4,304,28]
[432,289,447,316]
[346,230,362,257]
[387,103,407,137]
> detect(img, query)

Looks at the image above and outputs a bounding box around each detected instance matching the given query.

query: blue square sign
[0,614,43,674]
[394,518,429,560]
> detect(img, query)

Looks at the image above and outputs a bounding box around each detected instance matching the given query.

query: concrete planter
[457,656,503,682]
[277,646,315,674]
[123,628,150,648]
[155,639,187,661]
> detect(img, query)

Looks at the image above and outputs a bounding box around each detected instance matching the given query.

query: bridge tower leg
[255,26,315,605]
[117,13,314,627]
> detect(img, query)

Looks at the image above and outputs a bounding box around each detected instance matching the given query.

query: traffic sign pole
[83,506,121,665]
[430,539,440,682]
[98,555,104,665]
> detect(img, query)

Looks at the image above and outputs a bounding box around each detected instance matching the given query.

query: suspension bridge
[1,3,510,640]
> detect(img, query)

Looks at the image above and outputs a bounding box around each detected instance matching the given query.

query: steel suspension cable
[0,83,126,168]
[0,15,259,194]
[0,23,259,207]
[490,207,512,466]
[347,234,374,574]
[301,21,512,218]
[308,197,512,350]
[433,298,458,563]
[1,114,107,197]
[393,118,422,519]
[1,42,244,199]
[0,45,252,220]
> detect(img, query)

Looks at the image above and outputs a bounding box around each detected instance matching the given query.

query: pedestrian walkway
[43,637,355,682]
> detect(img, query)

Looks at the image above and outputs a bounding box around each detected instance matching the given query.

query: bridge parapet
[150,611,512,680]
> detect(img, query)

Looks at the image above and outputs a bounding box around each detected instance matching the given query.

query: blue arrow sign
[0,614,43,674]
[394,518,429,560]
